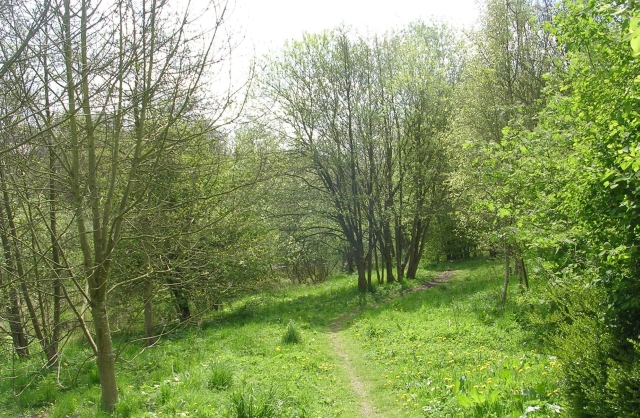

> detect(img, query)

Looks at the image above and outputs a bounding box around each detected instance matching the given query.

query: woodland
[0,0,639,416]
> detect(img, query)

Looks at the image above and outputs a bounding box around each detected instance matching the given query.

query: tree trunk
[143,278,157,346]
[501,244,510,305]
[46,60,61,369]
[381,223,395,283]
[7,287,29,357]
[92,299,118,411]
[353,246,368,291]
[343,248,355,274]
[169,281,191,322]
[395,219,405,280]
[517,257,529,290]
[0,162,52,364]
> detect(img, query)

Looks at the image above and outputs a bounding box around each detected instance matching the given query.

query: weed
[230,387,277,418]
[281,319,302,344]
[208,362,234,390]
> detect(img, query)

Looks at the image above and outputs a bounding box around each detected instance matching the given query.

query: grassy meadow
[0,260,564,417]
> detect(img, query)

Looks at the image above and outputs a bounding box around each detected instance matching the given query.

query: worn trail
[327,270,456,417]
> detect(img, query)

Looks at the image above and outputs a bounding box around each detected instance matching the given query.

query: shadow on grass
[199,258,506,334]
[337,258,523,331]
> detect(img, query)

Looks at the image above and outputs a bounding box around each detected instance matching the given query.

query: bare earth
[328,270,456,417]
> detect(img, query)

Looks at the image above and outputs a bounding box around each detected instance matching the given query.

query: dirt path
[328,270,456,417]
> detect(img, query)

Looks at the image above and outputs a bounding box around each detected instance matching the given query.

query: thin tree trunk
[45,40,61,369]
[92,295,118,411]
[142,241,157,346]
[62,0,119,409]
[0,161,52,365]
[7,287,29,357]
[517,257,529,290]
[501,244,510,305]
[143,278,157,346]
[395,219,404,280]
[406,220,430,279]
[382,223,395,283]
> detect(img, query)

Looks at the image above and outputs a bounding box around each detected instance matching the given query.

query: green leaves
[627,16,640,57]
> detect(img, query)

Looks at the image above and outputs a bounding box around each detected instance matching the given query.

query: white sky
[227,0,480,62]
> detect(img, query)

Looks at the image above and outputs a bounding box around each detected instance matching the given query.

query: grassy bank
[0,260,563,417]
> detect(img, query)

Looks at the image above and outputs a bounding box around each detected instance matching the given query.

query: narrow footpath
[328,270,456,417]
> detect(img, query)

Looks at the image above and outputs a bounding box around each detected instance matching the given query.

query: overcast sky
[227,0,480,60]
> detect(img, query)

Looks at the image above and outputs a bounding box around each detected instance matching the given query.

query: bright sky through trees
[227,0,479,64]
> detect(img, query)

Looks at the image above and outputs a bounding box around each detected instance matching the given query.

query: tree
[262,24,459,289]
[0,0,243,410]
[526,1,640,414]
[449,0,555,299]
[0,0,54,360]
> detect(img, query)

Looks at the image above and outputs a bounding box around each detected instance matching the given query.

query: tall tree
[0,0,242,410]
[262,24,459,288]
[449,0,555,295]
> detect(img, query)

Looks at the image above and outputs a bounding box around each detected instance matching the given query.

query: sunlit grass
[341,260,565,417]
[0,261,564,417]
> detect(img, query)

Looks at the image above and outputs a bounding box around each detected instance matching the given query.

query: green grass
[0,260,564,417]
[340,259,564,417]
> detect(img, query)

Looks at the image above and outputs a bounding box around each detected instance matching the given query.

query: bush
[537,270,640,417]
